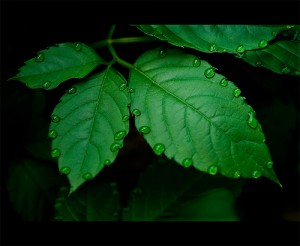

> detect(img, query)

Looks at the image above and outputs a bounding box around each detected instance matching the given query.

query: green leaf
[54,179,120,221]
[7,158,62,221]
[129,47,280,185]
[122,159,242,221]
[243,40,300,76]
[9,42,106,89]
[49,67,130,193]
[135,25,288,54]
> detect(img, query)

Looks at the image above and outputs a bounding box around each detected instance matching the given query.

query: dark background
[1,0,299,245]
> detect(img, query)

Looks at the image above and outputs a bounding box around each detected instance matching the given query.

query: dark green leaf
[135,25,288,54]
[50,67,130,192]
[123,159,242,221]
[243,40,300,76]
[7,158,62,221]
[54,179,120,221]
[10,43,106,89]
[129,47,280,185]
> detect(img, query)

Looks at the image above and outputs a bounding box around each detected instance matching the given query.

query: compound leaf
[243,40,300,76]
[10,42,106,89]
[54,179,120,221]
[7,158,62,221]
[135,25,288,54]
[129,47,280,185]
[50,67,130,193]
[123,159,242,221]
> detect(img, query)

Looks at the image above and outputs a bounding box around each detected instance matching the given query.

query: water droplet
[193,57,201,67]
[122,115,130,121]
[266,161,273,169]
[219,78,228,87]
[236,45,245,53]
[281,66,291,74]
[51,115,60,123]
[119,83,127,91]
[255,61,262,67]
[271,31,278,37]
[129,88,135,93]
[233,171,240,179]
[208,43,218,52]
[132,109,141,117]
[51,149,61,158]
[153,143,165,155]
[74,42,82,51]
[139,126,151,134]
[204,67,215,79]
[110,142,123,152]
[233,88,241,97]
[159,48,167,58]
[82,172,93,180]
[182,158,193,168]
[133,187,142,195]
[252,170,261,179]
[153,28,163,36]
[60,166,71,175]
[48,129,58,139]
[247,111,258,129]
[258,40,268,48]
[114,130,126,140]
[104,159,111,165]
[208,165,218,175]
[35,53,44,62]
[43,81,52,89]
[67,87,77,94]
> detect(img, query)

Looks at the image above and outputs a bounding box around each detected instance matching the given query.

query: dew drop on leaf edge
[110,142,123,152]
[51,149,61,158]
[258,40,268,48]
[219,78,228,87]
[104,159,111,165]
[208,43,218,52]
[114,130,126,140]
[43,81,52,89]
[182,158,193,168]
[236,45,245,53]
[48,129,58,139]
[139,126,151,134]
[35,53,44,62]
[252,170,261,179]
[267,161,273,169]
[122,115,130,121]
[204,67,215,79]
[82,172,93,180]
[247,111,258,129]
[67,87,77,94]
[119,83,127,91]
[208,165,218,175]
[153,143,165,155]
[74,42,82,51]
[60,166,71,175]
[51,115,61,123]
[233,171,241,178]
[132,109,141,117]
[233,88,241,97]
[193,57,201,67]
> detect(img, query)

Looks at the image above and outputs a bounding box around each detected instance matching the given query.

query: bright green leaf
[129,47,280,185]
[9,42,106,89]
[54,179,120,221]
[7,158,62,221]
[243,40,300,76]
[49,67,130,192]
[135,25,288,54]
[122,159,242,221]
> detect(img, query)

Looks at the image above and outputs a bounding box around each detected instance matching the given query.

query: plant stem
[106,25,135,69]
[90,36,158,49]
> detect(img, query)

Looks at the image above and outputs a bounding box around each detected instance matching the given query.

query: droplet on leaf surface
[182,158,193,168]
[208,165,218,175]
[60,166,71,175]
[48,130,58,139]
[114,130,126,140]
[51,149,61,158]
[139,126,151,134]
[51,115,61,123]
[43,81,52,89]
[153,143,165,155]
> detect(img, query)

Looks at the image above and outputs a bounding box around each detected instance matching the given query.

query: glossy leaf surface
[243,40,300,76]
[10,43,106,89]
[129,47,280,184]
[50,67,130,192]
[135,25,288,54]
